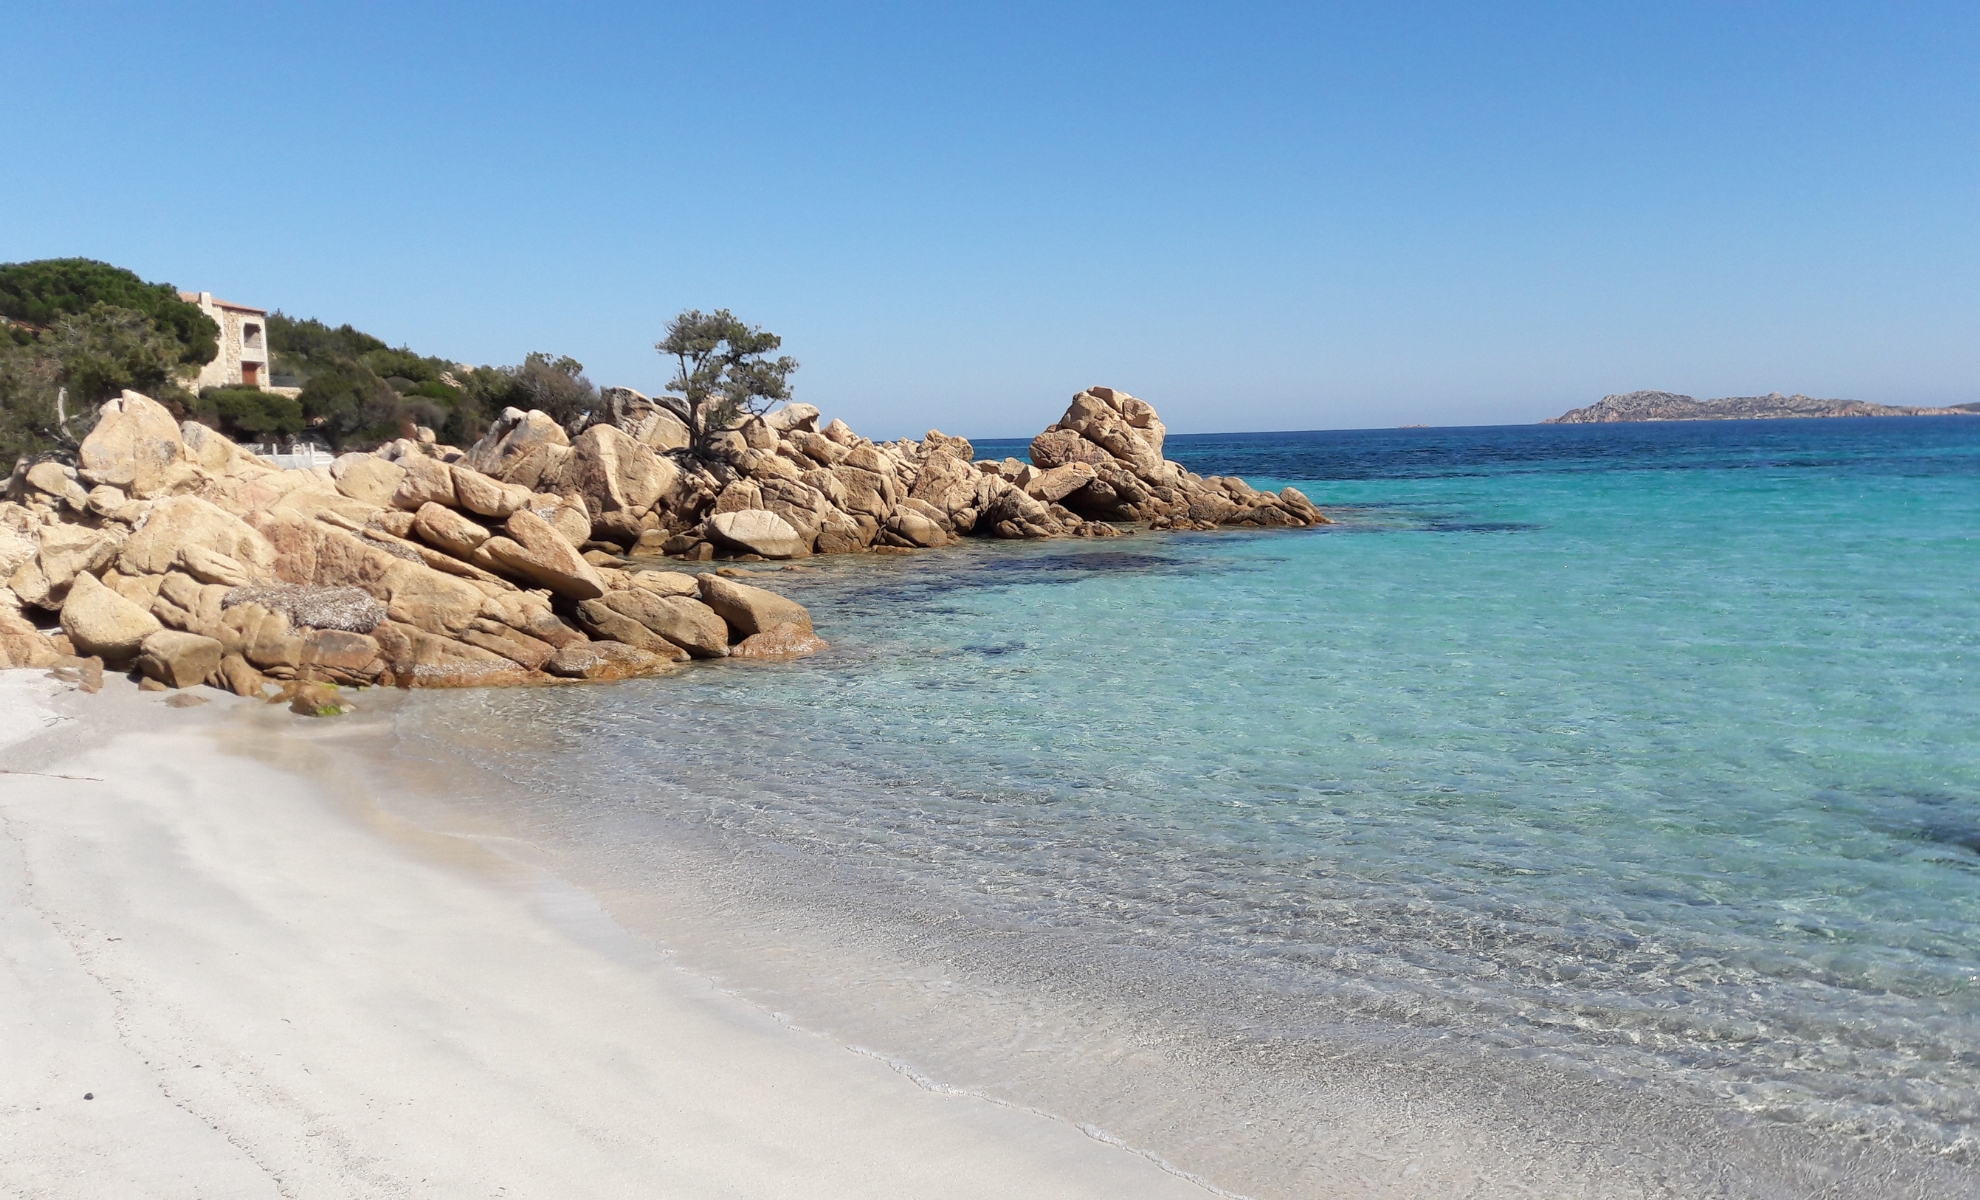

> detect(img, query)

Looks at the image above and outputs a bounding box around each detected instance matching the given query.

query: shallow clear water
[390,416,1980,1191]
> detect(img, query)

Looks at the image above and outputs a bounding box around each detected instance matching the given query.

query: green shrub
[404,379,462,403]
[362,346,445,384]
[0,258,218,367]
[195,386,306,439]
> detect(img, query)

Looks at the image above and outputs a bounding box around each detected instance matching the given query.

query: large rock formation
[1,383,1324,695]
[1027,388,1325,531]
[452,385,1323,555]
[0,391,828,696]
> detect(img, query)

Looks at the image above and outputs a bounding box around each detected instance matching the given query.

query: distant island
[1544,390,1979,424]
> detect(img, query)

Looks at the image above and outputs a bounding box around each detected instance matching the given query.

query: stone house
[179,291,298,397]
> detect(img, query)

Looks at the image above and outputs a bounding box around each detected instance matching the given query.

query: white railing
[246,442,333,469]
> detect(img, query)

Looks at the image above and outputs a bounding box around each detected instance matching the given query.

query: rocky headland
[0,386,1325,701]
[1544,390,1979,423]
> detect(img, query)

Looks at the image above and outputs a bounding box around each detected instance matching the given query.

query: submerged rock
[543,640,683,681]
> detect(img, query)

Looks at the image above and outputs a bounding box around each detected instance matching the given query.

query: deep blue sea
[386,416,1980,1197]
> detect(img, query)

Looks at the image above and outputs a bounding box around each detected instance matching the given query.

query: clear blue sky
[6,2,1976,437]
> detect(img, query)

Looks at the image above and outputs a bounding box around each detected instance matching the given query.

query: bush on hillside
[0,258,218,367]
[192,386,307,439]
[0,303,197,463]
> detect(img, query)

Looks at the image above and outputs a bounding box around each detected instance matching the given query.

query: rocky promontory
[1544,390,1978,423]
[0,386,1325,699]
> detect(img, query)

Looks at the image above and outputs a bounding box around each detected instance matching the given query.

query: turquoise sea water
[390,416,1980,1192]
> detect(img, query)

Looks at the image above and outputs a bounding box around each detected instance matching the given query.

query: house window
[243,323,263,348]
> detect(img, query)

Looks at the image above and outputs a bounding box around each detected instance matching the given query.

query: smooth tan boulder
[182,422,262,475]
[60,572,162,663]
[519,494,593,546]
[368,622,536,688]
[0,631,68,670]
[450,465,532,519]
[331,455,409,506]
[573,598,684,657]
[463,407,569,478]
[300,629,382,672]
[1055,388,1168,481]
[831,464,895,520]
[476,591,587,648]
[460,620,560,671]
[134,629,224,688]
[120,495,277,577]
[151,572,228,634]
[413,502,491,558]
[624,401,691,452]
[109,571,165,611]
[543,640,681,680]
[78,391,190,497]
[790,430,848,466]
[0,512,39,582]
[176,545,256,587]
[390,455,458,510]
[482,508,606,600]
[707,509,807,559]
[0,585,37,635]
[813,509,870,554]
[25,462,88,511]
[907,450,976,517]
[268,486,379,525]
[378,559,486,635]
[884,509,949,548]
[567,423,676,515]
[83,485,132,521]
[764,402,821,434]
[755,478,832,547]
[600,589,729,658]
[27,524,123,604]
[215,653,269,698]
[1025,461,1098,502]
[630,570,700,597]
[695,574,812,640]
[1027,427,1110,471]
[232,604,306,671]
[1278,487,1328,523]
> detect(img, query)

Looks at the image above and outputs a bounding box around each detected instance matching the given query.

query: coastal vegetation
[266,314,596,453]
[0,257,218,364]
[656,308,798,459]
[0,259,221,461]
[0,257,608,460]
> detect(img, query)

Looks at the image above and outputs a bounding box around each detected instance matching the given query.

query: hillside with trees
[0,259,218,461]
[0,256,602,463]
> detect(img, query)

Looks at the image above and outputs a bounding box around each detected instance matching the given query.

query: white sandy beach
[0,672,1211,1199]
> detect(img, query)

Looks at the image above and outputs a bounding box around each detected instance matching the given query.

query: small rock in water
[165,693,209,708]
[83,1092,93,1100]
[137,677,168,692]
[285,681,349,717]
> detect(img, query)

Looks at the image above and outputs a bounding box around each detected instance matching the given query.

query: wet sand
[0,672,1210,1199]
